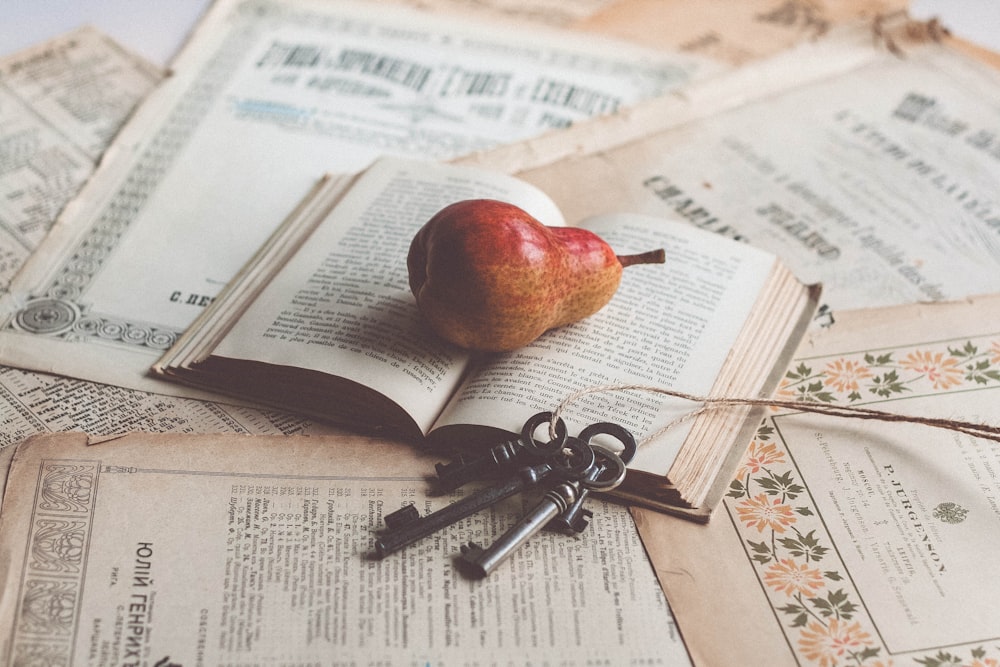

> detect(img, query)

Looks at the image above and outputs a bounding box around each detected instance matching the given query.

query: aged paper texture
[574,0,907,64]
[0,0,717,396]
[0,431,690,665]
[487,33,1000,313]
[0,26,160,290]
[635,294,1000,666]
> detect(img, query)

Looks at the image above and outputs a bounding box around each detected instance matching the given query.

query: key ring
[549,435,596,480]
[580,444,627,491]
[519,411,568,458]
[577,421,637,465]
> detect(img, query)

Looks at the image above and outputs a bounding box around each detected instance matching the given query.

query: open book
[154,156,819,519]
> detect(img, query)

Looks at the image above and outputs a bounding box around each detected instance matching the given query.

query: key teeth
[434,458,489,492]
[571,508,595,533]
[433,461,462,491]
[460,541,484,557]
[383,504,420,530]
[548,507,594,535]
[458,542,488,579]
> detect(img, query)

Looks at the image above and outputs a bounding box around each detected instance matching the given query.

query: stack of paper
[1,1,1000,665]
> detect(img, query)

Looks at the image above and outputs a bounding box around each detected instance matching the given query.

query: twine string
[550,383,1000,447]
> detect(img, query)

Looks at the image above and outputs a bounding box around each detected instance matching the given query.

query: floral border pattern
[725,334,1000,667]
[9,460,99,666]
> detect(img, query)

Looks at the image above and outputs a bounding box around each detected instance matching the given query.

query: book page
[634,294,1000,666]
[434,213,779,471]
[204,158,567,435]
[482,36,1000,313]
[0,431,690,665]
[0,26,160,290]
[0,0,718,397]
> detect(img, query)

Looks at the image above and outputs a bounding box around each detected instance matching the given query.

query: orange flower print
[970,658,1000,667]
[823,358,872,393]
[991,340,1000,365]
[736,493,796,533]
[763,558,825,597]
[798,618,873,667]
[736,441,785,480]
[775,376,798,402]
[900,350,963,390]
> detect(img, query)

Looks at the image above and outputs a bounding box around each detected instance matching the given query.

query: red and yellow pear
[407,199,665,351]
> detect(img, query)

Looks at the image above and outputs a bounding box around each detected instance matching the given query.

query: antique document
[0,431,690,665]
[0,0,716,396]
[0,26,160,289]
[487,29,1000,313]
[635,294,1000,666]
[0,363,350,514]
[391,0,903,60]
[0,26,346,512]
[575,0,906,64]
[0,28,163,509]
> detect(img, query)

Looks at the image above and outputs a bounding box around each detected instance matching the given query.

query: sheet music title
[121,542,155,667]
[642,175,747,242]
[845,95,1000,238]
[882,466,946,577]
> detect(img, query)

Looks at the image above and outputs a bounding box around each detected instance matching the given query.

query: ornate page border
[724,332,1000,666]
[8,458,100,666]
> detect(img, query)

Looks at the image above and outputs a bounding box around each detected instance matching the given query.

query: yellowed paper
[466,27,1000,313]
[636,293,1000,666]
[389,0,906,63]
[0,431,690,665]
[392,0,619,27]
[0,0,718,398]
[152,156,816,514]
[0,26,161,290]
[0,29,343,517]
[574,0,907,64]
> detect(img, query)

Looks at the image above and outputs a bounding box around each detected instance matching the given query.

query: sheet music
[497,33,1000,312]
[0,0,717,397]
[0,26,160,289]
[633,295,1000,666]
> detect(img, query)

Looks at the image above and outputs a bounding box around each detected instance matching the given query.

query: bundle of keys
[372,412,636,579]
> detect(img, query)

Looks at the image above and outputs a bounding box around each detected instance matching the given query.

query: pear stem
[617,248,666,268]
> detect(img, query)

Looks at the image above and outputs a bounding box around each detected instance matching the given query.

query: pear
[407,198,665,351]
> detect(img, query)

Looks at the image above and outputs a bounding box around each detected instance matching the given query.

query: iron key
[458,441,628,577]
[458,481,578,579]
[373,438,594,559]
[434,411,567,492]
[548,422,636,534]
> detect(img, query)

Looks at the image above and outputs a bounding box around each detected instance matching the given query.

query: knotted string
[550,383,1000,447]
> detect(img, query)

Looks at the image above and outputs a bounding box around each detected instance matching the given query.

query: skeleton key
[434,412,568,492]
[458,481,578,579]
[547,421,637,534]
[458,439,628,578]
[373,437,594,559]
